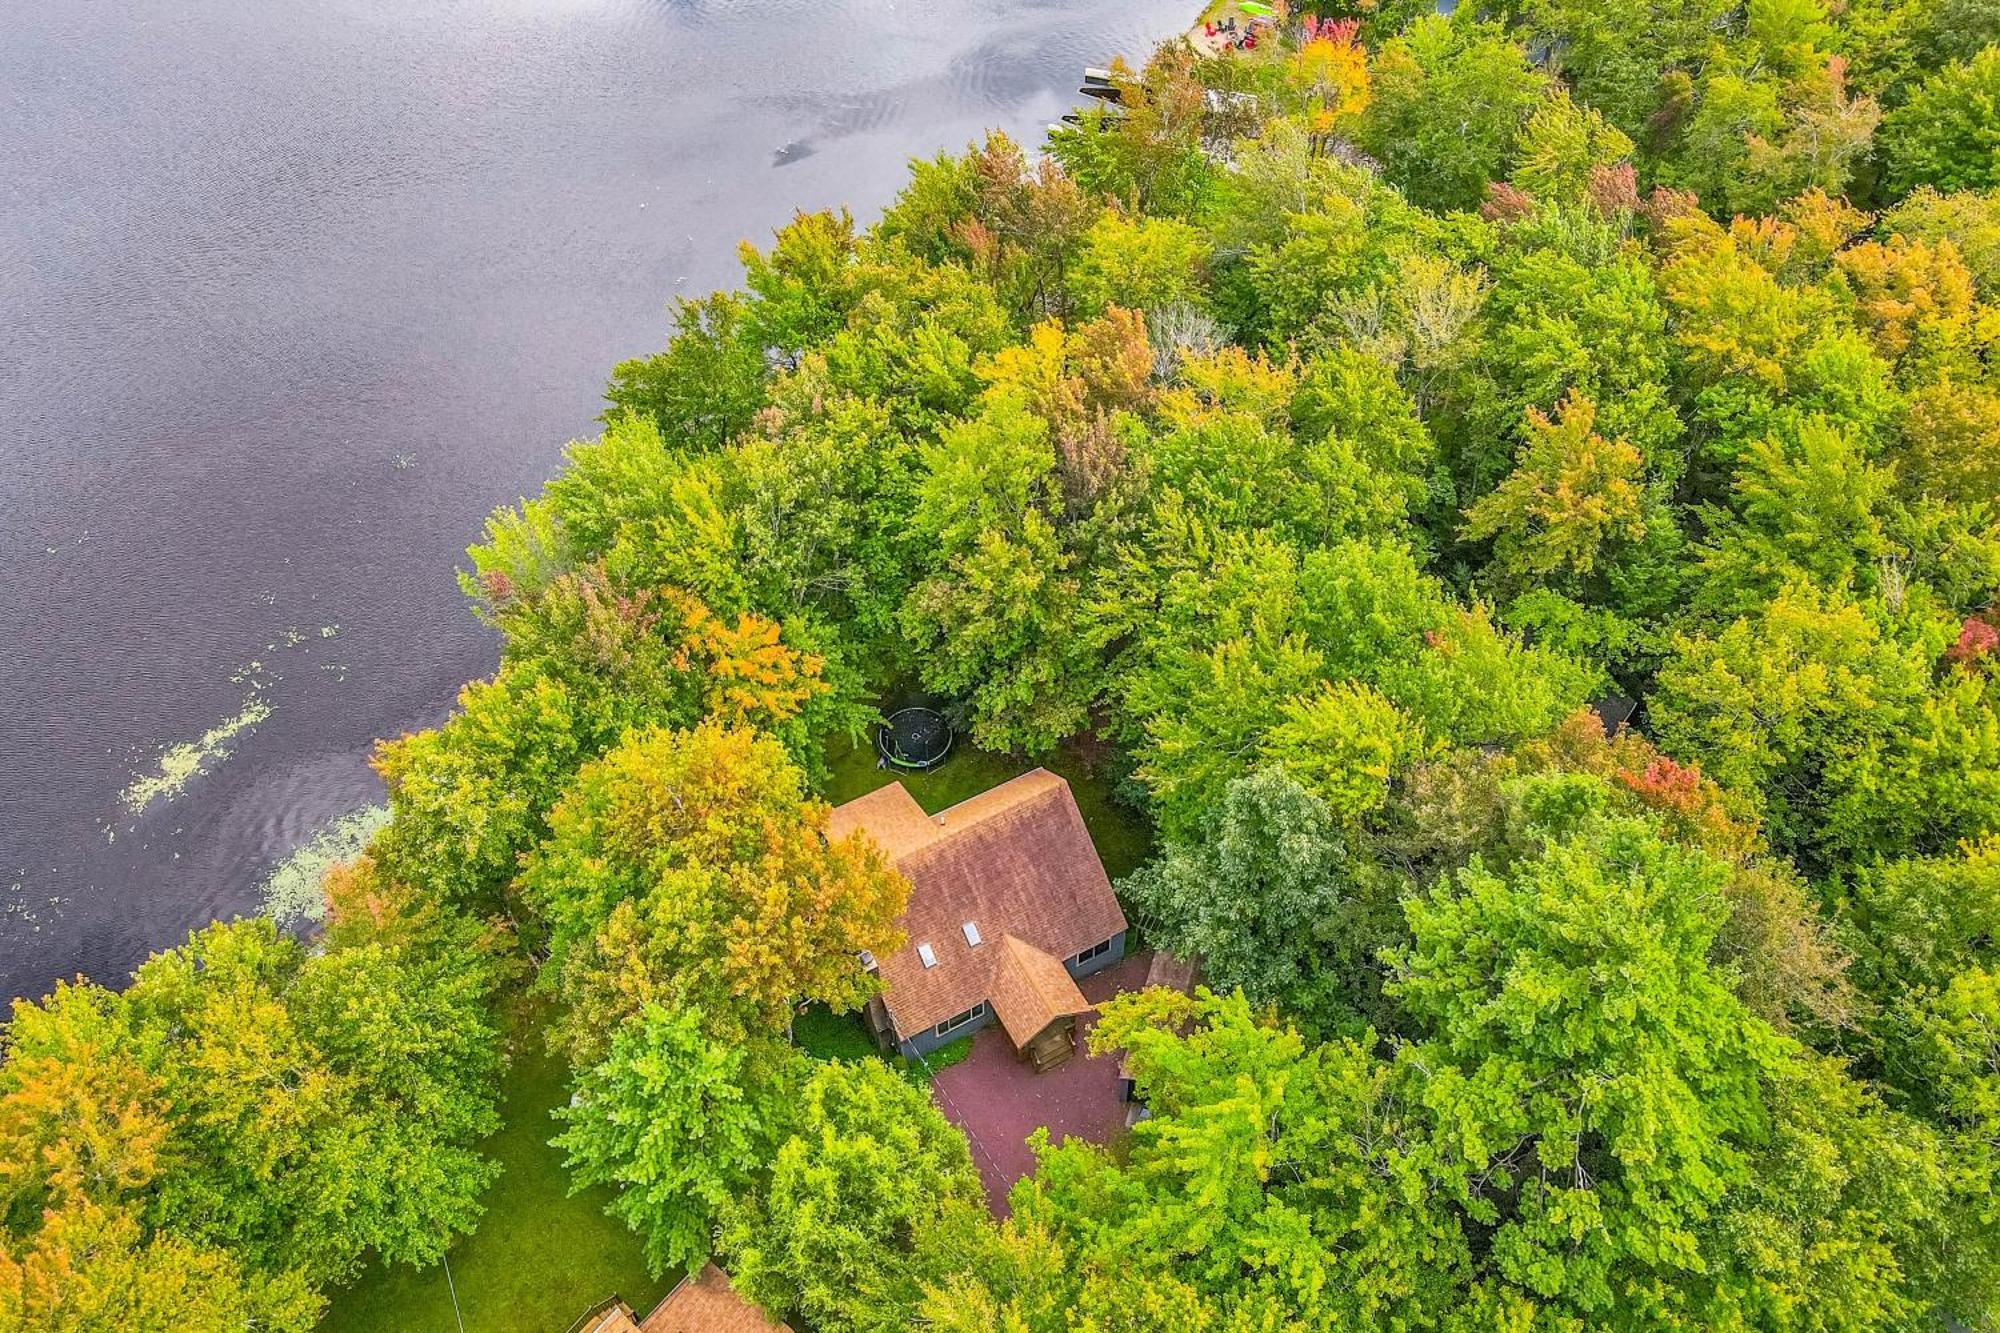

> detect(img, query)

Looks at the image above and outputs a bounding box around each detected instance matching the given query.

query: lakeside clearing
[318,1000,669,1333]
[320,730,1150,1329]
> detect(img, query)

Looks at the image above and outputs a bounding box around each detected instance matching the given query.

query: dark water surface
[0,0,1186,1004]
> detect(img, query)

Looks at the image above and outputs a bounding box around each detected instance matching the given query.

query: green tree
[1509,90,1635,202]
[0,1199,320,1333]
[520,721,907,1058]
[1455,230,1680,503]
[1361,16,1546,212]
[1262,681,1426,820]
[1884,46,2000,194]
[605,291,768,451]
[722,1059,981,1331]
[899,396,1104,752]
[555,1004,801,1278]
[1015,989,1471,1327]
[1489,0,1730,140]
[1882,186,2000,298]
[122,917,505,1282]
[1901,377,2000,503]
[900,515,1101,753]
[1653,583,2000,869]
[372,574,843,909]
[368,667,598,906]
[1289,345,1438,523]
[539,410,726,567]
[1690,414,1897,618]
[0,985,165,1227]
[738,209,865,367]
[1124,537,1596,836]
[1124,768,1397,1031]
[2,905,506,1312]
[1387,813,1903,1323]
[1067,211,1209,315]
[1916,967,2000,1286]
[1658,221,1838,457]
[1046,47,1214,216]
[1461,392,1650,593]
[1846,837,2000,1001]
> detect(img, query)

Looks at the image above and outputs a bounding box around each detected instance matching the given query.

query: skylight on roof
[962,921,982,947]
[858,949,877,972]
[917,942,937,968]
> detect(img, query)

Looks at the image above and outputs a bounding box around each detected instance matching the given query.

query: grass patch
[916,1033,976,1077]
[792,1002,970,1085]
[793,1002,880,1063]
[318,1004,667,1333]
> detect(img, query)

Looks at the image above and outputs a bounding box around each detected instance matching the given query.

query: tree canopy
[12,1,2000,1326]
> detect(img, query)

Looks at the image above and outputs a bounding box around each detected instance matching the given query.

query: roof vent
[917,942,937,968]
[962,921,983,947]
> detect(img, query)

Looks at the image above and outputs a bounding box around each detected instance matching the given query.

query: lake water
[0,0,1187,1004]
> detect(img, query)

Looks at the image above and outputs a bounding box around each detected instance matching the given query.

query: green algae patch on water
[119,691,271,816]
[263,803,391,926]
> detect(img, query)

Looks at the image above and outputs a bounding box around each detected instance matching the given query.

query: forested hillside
[9,1,2000,1328]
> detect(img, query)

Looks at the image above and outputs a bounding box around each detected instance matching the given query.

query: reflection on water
[0,0,1190,1003]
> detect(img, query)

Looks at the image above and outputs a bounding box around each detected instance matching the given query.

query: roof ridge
[926,768,1066,831]
[987,931,1094,1047]
[834,771,1124,1042]
[1005,933,1065,1013]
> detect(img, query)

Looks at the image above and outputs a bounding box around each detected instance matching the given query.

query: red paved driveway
[927,950,1152,1215]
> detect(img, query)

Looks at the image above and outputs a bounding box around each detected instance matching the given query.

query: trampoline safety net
[878,707,952,770]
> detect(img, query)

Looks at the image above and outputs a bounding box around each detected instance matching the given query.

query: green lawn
[793,1001,882,1063]
[793,1002,975,1083]
[321,728,1150,1329]
[317,1006,668,1333]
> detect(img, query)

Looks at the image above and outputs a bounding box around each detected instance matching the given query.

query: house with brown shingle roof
[827,769,1127,1065]
[569,1264,789,1333]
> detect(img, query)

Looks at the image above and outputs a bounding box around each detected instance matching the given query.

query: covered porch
[988,933,1096,1072]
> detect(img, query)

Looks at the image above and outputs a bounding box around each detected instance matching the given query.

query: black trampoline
[877,706,953,770]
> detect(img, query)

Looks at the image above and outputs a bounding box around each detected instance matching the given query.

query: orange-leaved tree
[522,720,907,1061]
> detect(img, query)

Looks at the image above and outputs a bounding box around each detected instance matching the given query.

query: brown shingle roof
[828,769,1127,1040]
[639,1265,790,1333]
[987,934,1094,1047]
[826,783,943,860]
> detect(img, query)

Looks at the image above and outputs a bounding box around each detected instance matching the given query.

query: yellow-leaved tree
[1287,28,1372,158]
[521,720,908,1062]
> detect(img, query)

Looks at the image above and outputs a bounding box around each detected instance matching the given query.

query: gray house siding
[1065,929,1126,980]
[892,930,1125,1059]
[900,1003,996,1060]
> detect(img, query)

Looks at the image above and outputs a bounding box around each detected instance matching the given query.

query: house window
[936,1001,986,1037]
[1075,938,1112,965]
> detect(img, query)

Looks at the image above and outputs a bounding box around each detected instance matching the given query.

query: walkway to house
[927,950,1153,1215]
